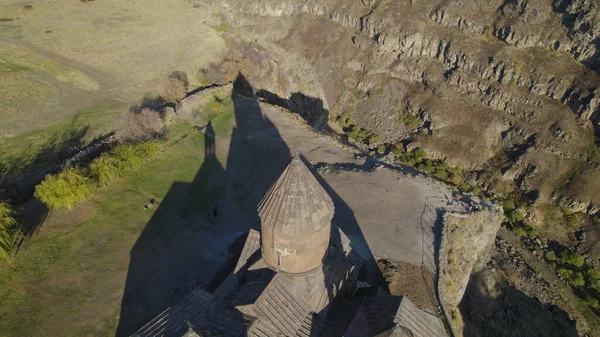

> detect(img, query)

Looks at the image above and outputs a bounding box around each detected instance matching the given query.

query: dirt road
[0,37,133,103]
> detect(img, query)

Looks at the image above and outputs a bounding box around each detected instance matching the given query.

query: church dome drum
[258,154,334,274]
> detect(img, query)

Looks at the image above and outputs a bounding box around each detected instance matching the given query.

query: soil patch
[378,258,437,311]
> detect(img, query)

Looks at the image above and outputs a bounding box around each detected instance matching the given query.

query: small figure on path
[212,207,218,218]
[206,213,212,223]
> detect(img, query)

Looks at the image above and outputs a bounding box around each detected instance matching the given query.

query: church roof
[258,154,334,234]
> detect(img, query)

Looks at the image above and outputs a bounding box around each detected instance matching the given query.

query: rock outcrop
[437,200,504,334]
[438,203,504,307]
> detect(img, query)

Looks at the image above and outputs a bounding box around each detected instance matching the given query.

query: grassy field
[0,97,236,336]
[0,43,105,139]
[0,103,126,208]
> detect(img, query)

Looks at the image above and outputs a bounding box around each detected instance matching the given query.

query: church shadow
[115,74,388,337]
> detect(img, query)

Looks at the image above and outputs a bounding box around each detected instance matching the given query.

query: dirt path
[0,37,133,103]
[498,227,600,335]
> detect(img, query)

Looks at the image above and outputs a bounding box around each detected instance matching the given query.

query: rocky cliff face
[203,0,600,237]
[438,202,504,304]
[436,201,504,335]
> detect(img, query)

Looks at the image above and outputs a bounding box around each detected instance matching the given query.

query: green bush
[391,144,404,156]
[570,272,586,287]
[0,201,21,262]
[507,210,524,223]
[513,226,527,237]
[583,296,599,308]
[368,134,381,145]
[502,200,516,212]
[586,267,600,280]
[567,215,581,227]
[413,148,427,162]
[34,168,93,210]
[36,141,161,209]
[524,225,538,238]
[397,111,420,129]
[90,141,161,186]
[560,251,585,268]
[89,154,120,187]
[590,279,600,293]
[546,251,556,261]
[586,268,600,292]
[559,268,573,278]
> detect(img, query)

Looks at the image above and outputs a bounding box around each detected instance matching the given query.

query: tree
[34,168,93,210]
[115,108,164,143]
[168,71,189,91]
[0,201,21,261]
[160,77,186,104]
[560,250,585,268]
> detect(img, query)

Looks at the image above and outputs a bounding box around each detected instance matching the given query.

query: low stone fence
[174,83,233,121]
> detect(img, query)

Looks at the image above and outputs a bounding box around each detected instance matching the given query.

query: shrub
[0,201,21,262]
[502,200,516,212]
[391,144,404,156]
[570,272,586,287]
[208,97,224,116]
[168,71,189,91]
[583,296,599,308]
[524,225,538,238]
[567,215,581,227]
[559,268,573,278]
[376,145,386,155]
[90,141,161,186]
[398,112,419,129]
[115,108,165,143]
[160,77,187,104]
[346,126,361,140]
[546,251,556,261]
[197,63,226,86]
[591,279,600,293]
[560,251,585,268]
[586,268,600,280]
[89,154,119,187]
[413,148,427,163]
[34,168,93,210]
[368,134,381,145]
[507,210,524,223]
[513,226,527,237]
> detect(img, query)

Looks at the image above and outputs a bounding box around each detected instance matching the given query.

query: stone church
[132,154,447,337]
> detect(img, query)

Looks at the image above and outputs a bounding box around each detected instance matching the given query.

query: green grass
[0,103,122,176]
[0,100,236,336]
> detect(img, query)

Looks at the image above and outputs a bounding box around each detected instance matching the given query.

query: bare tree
[115,109,165,143]
[160,77,187,104]
[168,71,189,91]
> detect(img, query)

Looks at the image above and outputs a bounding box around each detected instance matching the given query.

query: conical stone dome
[258,154,334,274]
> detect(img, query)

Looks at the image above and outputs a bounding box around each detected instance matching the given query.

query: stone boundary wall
[174,83,233,122]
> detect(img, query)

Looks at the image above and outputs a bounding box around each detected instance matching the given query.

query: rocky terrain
[460,237,580,337]
[201,0,600,237]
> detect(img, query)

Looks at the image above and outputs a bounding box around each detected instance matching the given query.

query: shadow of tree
[0,122,94,245]
[0,125,89,203]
